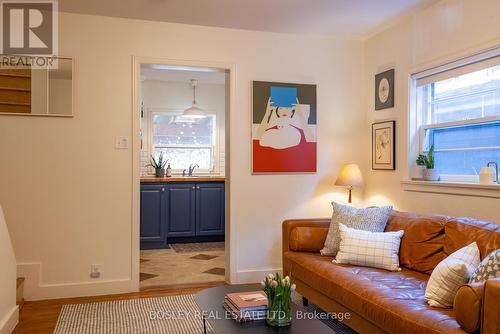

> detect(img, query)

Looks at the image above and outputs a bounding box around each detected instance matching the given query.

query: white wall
[0,13,364,300]
[140,80,225,175]
[0,206,18,334]
[363,0,500,221]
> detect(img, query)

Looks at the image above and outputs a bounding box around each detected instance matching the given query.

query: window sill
[401,180,500,198]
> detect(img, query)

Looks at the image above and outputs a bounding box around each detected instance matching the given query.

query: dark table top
[194,284,335,334]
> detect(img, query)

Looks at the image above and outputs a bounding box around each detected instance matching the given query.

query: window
[412,51,500,182]
[151,113,216,172]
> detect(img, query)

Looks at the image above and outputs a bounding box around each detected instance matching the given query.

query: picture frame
[375,69,394,110]
[372,120,395,170]
[251,81,317,174]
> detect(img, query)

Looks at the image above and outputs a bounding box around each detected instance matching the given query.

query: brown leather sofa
[282,211,500,334]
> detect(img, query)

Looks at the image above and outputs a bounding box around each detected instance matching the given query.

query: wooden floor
[13,281,225,334]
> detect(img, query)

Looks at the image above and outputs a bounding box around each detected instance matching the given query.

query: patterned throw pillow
[469,249,500,283]
[320,202,393,256]
[334,224,404,271]
[425,242,480,308]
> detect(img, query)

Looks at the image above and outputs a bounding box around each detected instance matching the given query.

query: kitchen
[138,64,228,289]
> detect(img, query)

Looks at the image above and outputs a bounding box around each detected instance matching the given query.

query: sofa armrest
[454,278,500,334]
[282,219,330,253]
[454,282,484,332]
[482,278,500,334]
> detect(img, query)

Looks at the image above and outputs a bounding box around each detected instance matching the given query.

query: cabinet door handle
[192,186,195,189]
[196,186,200,189]
[161,188,165,192]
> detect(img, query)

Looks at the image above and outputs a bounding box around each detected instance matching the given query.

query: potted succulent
[149,153,168,177]
[261,273,295,327]
[416,145,439,181]
[412,153,426,180]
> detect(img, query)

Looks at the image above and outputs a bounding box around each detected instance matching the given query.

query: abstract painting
[372,120,395,170]
[252,81,317,173]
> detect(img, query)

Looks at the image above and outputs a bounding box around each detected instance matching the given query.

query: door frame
[131,56,235,290]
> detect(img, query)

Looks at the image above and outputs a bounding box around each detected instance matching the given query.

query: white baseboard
[17,262,138,301]
[235,268,282,284]
[0,306,18,334]
[17,261,282,300]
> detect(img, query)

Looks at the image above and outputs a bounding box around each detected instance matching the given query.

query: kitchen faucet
[188,164,199,176]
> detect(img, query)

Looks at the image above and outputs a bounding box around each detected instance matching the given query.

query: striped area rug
[55,292,356,334]
[54,294,215,334]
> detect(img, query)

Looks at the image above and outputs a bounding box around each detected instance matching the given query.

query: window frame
[410,47,500,184]
[148,110,219,174]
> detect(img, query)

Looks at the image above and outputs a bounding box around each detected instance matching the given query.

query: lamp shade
[183,103,206,118]
[183,79,206,119]
[335,164,363,187]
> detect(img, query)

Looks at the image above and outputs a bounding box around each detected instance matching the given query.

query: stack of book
[223,291,268,322]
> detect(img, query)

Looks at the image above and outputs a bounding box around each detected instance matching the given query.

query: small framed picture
[375,69,394,110]
[372,121,395,170]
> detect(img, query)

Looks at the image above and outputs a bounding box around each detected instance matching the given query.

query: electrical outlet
[115,136,129,149]
[90,264,101,278]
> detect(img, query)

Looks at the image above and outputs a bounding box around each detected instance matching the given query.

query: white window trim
[148,109,220,175]
[401,180,500,199]
[406,46,500,196]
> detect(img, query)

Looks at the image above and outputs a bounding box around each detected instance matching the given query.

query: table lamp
[335,164,363,203]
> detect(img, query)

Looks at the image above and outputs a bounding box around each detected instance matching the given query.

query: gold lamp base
[347,186,353,203]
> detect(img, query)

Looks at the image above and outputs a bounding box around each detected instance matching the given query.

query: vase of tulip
[261,273,295,327]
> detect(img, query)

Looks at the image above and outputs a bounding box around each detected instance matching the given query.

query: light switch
[115,136,129,149]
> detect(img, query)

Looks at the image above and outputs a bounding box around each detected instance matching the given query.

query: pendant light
[183,79,206,119]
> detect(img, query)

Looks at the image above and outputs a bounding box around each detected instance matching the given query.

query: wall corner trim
[235,268,282,284]
[0,306,18,334]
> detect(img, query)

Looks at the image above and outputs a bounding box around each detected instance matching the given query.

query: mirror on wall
[0,57,73,117]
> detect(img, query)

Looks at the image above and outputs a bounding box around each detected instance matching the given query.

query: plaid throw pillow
[469,249,500,283]
[320,202,393,256]
[425,242,480,308]
[333,224,404,271]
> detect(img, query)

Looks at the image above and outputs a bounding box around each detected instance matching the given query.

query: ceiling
[140,64,226,84]
[60,0,436,39]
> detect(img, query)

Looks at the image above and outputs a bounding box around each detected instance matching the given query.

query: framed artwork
[252,81,317,173]
[372,120,395,170]
[375,69,394,110]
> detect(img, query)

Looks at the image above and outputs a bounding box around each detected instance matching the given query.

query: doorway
[132,58,232,290]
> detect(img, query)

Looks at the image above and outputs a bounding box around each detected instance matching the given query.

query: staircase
[16,277,25,310]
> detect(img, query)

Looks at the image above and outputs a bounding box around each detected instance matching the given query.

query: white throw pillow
[425,242,480,308]
[333,224,404,271]
[321,202,393,256]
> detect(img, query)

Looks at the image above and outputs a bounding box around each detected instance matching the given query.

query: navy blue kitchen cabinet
[196,183,225,236]
[165,183,196,237]
[140,184,167,249]
[140,181,225,249]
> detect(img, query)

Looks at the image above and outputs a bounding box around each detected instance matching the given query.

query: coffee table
[194,284,335,333]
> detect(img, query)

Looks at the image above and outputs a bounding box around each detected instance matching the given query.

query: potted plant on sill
[149,153,168,177]
[416,145,439,181]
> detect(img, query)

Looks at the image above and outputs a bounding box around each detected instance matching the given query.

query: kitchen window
[411,49,500,183]
[151,113,217,173]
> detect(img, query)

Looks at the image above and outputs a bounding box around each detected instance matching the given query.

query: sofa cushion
[320,202,392,256]
[285,251,466,334]
[470,249,500,283]
[425,242,480,308]
[334,224,404,271]
[444,217,500,259]
[385,211,447,274]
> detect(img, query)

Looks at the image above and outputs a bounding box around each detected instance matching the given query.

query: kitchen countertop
[141,176,225,183]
